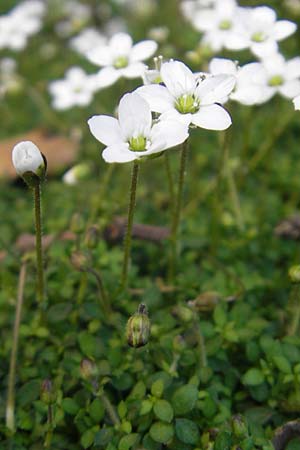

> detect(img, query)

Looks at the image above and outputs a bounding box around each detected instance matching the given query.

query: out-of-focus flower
[54,0,91,37]
[87,92,189,163]
[49,67,97,110]
[63,163,91,185]
[86,33,158,88]
[0,58,22,98]
[293,94,300,109]
[181,0,220,21]
[148,26,169,43]
[0,1,45,51]
[230,6,297,57]
[70,28,106,56]
[137,60,235,130]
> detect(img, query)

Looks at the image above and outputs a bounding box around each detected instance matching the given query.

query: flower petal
[110,32,132,56]
[136,84,174,113]
[120,62,146,79]
[191,104,232,130]
[293,95,300,110]
[88,115,123,146]
[279,80,300,99]
[149,120,189,153]
[130,40,158,62]
[160,109,192,127]
[209,58,238,76]
[197,74,236,105]
[102,143,137,163]
[286,57,300,80]
[161,60,196,97]
[95,67,120,88]
[273,20,297,41]
[118,93,152,139]
[87,46,113,67]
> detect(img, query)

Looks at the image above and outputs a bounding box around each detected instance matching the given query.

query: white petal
[102,143,137,163]
[96,67,120,88]
[251,6,276,25]
[279,80,300,99]
[231,85,272,105]
[191,104,232,130]
[130,40,157,62]
[286,57,300,80]
[149,120,189,153]
[110,32,132,56]
[87,46,113,67]
[161,60,196,97]
[209,58,237,76]
[88,115,123,146]
[273,20,297,41]
[120,62,146,79]
[197,74,236,105]
[12,141,44,175]
[293,95,300,110]
[136,84,174,113]
[224,32,249,51]
[118,93,152,139]
[160,109,193,127]
[192,10,216,32]
[251,40,278,58]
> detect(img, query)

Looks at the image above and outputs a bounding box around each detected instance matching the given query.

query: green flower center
[268,75,284,87]
[114,56,128,69]
[129,136,147,151]
[175,94,199,114]
[219,20,232,30]
[251,31,266,43]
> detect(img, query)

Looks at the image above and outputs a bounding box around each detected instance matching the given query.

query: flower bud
[126,304,150,348]
[80,358,98,380]
[40,379,56,405]
[70,251,90,271]
[289,265,300,283]
[231,414,248,439]
[63,162,91,185]
[12,141,47,186]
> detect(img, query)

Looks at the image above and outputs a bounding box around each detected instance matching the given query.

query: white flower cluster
[0,1,45,51]
[182,0,300,108]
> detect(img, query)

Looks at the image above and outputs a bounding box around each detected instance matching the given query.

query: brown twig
[272,420,300,450]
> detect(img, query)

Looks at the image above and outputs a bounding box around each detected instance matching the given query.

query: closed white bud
[12,141,46,185]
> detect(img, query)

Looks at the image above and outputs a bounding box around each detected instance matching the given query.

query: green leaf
[78,331,103,358]
[214,431,232,450]
[94,428,113,447]
[18,380,40,407]
[89,398,105,422]
[172,384,198,415]
[213,304,227,328]
[242,368,265,386]
[81,429,95,449]
[118,433,139,450]
[149,422,174,444]
[140,399,153,415]
[118,400,127,419]
[153,400,174,423]
[175,418,199,445]
[272,355,292,374]
[151,379,164,398]
[47,302,72,323]
[62,398,80,415]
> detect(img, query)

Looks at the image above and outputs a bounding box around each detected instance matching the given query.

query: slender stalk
[77,272,87,305]
[87,267,111,317]
[287,285,300,336]
[100,393,120,426]
[6,261,27,432]
[34,182,45,303]
[164,151,175,205]
[195,321,207,368]
[121,161,139,290]
[168,139,189,281]
[44,405,54,448]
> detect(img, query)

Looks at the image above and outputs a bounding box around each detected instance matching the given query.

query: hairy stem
[121,161,139,290]
[6,261,27,432]
[34,182,45,303]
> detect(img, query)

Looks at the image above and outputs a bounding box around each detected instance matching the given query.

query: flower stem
[33,181,45,304]
[100,393,120,426]
[164,151,175,205]
[6,261,27,432]
[168,139,189,281]
[121,161,139,290]
[287,284,300,336]
[44,404,54,448]
[87,267,111,317]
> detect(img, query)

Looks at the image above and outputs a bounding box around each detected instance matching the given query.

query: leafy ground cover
[1,0,300,449]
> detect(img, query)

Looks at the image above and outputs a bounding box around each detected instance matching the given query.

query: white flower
[88,93,189,163]
[63,163,90,185]
[70,28,106,56]
[208,57,270,105]
[190,0,242,52]
[49,67,97,110]
[0,1,45,51]
[12,141,45,177]
[228,6,297,57]
[86,32,158,88]
[136,60,235,130]
[293,94,300,109]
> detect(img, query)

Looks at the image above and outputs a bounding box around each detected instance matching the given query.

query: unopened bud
[12,141,47,187]
[80,358,98,380]
[231,414,248,439]
[84,225,99,249]
[40,379,56,404]
[70,212,85,234]
[63,162,91,185]
[289,265,300,283]
[126,304,151,348]
[70,251,90,271]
